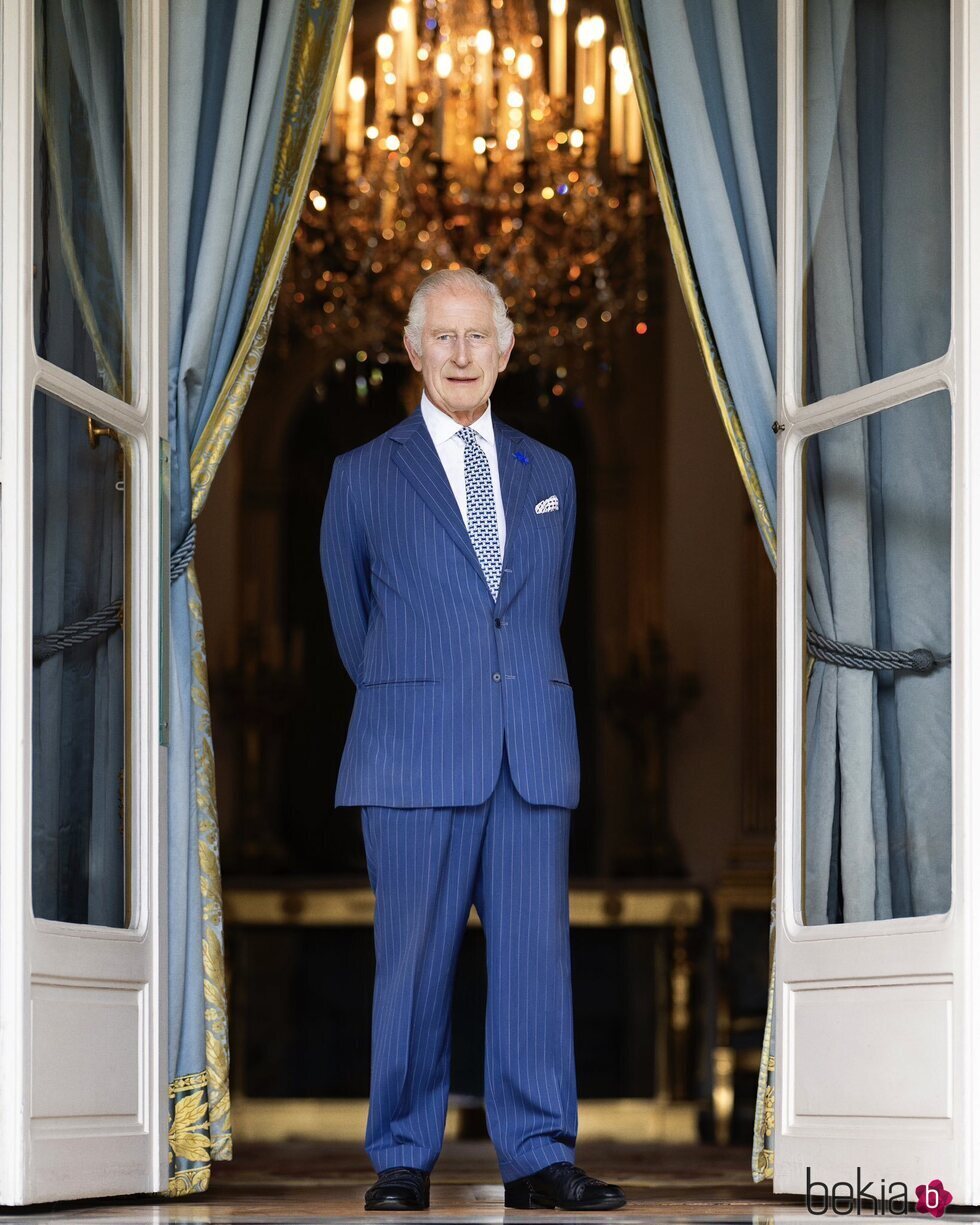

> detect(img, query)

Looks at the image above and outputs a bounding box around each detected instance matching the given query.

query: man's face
[404,287,515,418]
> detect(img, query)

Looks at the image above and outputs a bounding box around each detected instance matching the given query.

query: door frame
[773,0,973,1201]
[0,0,169,1203]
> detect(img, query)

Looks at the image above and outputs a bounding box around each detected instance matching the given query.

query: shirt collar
[420,387,495,447]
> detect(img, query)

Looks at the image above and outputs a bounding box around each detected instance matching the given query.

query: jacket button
[492,672,502,682]
[494,617,502,628]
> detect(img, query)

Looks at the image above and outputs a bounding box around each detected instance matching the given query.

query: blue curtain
[166,0,352,1195]
[166,1,295,1191]
[620,0,951,1183]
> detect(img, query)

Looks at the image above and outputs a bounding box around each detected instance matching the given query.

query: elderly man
[320,268,626,1212]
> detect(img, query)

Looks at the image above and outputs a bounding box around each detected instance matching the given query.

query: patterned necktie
[457,425,502,599]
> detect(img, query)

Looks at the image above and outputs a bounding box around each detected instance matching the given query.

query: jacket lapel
[494,418,532,572]
[390,406,532,593]
[390,408,488,587]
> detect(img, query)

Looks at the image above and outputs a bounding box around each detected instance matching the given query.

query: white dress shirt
[419,387,507,556]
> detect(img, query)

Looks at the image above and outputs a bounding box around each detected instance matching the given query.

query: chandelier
[276,0,660,379]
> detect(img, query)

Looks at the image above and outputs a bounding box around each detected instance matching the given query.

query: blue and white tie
[457,425,502,599]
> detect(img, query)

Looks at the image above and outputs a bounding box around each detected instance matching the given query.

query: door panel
[31,391,131,929]
[33,0,134,402]
[802,0,951,404]
[800,392,952,927]
[773,0,971,1202]
[786,977,952,1123]
[0,0,168,1206]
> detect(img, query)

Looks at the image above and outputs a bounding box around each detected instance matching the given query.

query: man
[320,268,626,1212]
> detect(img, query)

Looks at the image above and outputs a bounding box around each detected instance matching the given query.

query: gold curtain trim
[614,0,777,569]
[750,868,777,1182]
[169,1064,214,1194]
[171,1072,209,1094]
[189,0,355,509]
[613,0,778,1179]
[168,559,232,1197]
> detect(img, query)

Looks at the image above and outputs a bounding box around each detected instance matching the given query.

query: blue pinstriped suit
[320,402,579,1181]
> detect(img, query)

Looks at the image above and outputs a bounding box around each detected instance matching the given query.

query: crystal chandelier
[276,0,660,378]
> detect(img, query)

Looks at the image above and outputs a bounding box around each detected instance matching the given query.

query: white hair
[404,268,514,354]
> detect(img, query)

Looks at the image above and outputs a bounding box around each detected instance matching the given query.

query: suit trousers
[360,742,578,1181]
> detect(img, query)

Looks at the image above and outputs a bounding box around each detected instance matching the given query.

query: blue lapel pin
[513,450,529,464]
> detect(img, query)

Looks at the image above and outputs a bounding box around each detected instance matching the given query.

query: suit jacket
[319,403,579,809]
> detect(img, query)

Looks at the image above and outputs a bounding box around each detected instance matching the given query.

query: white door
[773,0,977,1207]
[0,0,168,1205]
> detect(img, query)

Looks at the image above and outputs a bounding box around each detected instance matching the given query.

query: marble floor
[0,1140,973,1224]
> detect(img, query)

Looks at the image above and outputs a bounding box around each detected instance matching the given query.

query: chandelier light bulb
[614,68,632,96]
[575,19,594,49]
[590,15,606,41]
[474,136,488,154]
[389,4,408,32]
[474,29,494,132]
[502,45,516,64]
[516,52,534,80]
[569,127,584,147]
[349,75,366,102]
[583,84,595,106]
[610,44,628,73]
[436,50,453,78]
[507,87,524,108]
[376,32,394,60]
[549,0,568,96]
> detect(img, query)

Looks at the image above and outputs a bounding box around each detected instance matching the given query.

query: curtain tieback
[33,521,198,665]
[806,625,950,673]
[169,520,197,584]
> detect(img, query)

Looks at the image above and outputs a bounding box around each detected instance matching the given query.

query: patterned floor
[0,1140,972,1223]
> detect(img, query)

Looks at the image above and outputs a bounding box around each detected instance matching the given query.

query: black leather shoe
[504,1161,627,1210]
[364,1165,431,1210]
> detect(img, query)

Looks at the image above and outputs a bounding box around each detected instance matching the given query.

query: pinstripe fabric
[320,404,579,809]
[361,746,577,1180]
[321,402,580,1180]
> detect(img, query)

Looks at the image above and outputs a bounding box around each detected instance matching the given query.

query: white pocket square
[535,495,560,514]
